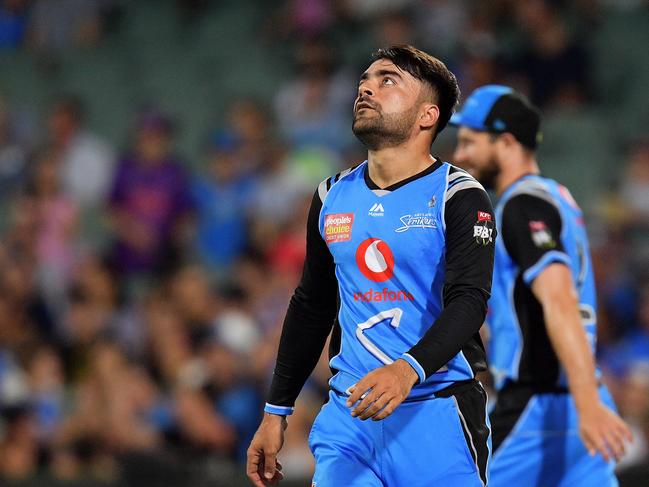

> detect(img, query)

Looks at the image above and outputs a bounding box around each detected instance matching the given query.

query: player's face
[352,59,424,150]
[453,127,500,189]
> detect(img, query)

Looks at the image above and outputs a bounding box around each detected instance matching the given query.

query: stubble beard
[352,104,419,151]
[475,155,500,191]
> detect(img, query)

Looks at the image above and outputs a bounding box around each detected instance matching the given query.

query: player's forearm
[266,292,335,410]
[542,297,599,410]
[407,286,488,379]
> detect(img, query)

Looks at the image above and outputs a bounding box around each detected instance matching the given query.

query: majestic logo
[353,288,414,302]
[474,211,494,245]
[395,213,437,233]
[355,238,395,282]
[324,213,354,244]
[368,202,385,217]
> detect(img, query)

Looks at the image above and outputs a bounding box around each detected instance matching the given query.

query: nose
[358,84,374,99]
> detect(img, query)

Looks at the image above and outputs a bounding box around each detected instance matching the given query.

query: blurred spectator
[26,151,79,317]
[615,364,649,471]
[108,109,192,279]
[414,0,468,58]
[0,408,38,480]
[28,346,65,443]
[249,143,312,252]
[48,95,116,209]
[0,96,28,202]
[601,286,649,379]
[192,132,258,271]
[27,0,103,53]
[284,0,336,38]
[274,37,355,152]
[342,0,415,19]
[511,0,591,108]
[372,10,418,48]
[0,0,28,49]
[619,139,649,223]
[226,99,273,172]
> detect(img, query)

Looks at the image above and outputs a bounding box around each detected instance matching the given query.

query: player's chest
[321,187,445,268]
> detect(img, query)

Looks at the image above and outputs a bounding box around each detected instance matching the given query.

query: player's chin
[352,118,378,134]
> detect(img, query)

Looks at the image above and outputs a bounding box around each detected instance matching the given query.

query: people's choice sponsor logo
[355,238,394,282]
[324,213,354,244]
[395,213,437,233]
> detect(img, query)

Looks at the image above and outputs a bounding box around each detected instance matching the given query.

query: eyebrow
[359,69,404,83]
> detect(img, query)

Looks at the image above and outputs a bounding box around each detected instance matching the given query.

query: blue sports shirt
[266,160,496,415]
[487,174,599,391]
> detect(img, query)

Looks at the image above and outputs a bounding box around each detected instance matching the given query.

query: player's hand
[246,413,287,486]
[578,402,633,462]
[346,359,419,421]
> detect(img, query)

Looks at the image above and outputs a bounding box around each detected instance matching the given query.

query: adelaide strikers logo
[355,238,395,282]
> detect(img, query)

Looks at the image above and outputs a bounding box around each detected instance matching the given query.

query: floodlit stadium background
[0,1,648,486]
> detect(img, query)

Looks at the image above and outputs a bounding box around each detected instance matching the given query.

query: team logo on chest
[355,238,394,282]
[395,213,437,233]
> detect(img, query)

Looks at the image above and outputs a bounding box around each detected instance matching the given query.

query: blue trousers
[308,381,491,486]
[489,385,618,487]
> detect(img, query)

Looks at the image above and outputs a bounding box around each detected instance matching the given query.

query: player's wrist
[394,358,420,386]
[262,412,289,426]
[264,403,294,416]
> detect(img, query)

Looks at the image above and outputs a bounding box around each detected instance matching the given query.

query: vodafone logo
[355,238,395,282]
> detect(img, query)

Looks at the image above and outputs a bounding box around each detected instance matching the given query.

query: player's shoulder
[317,162,365,203]
[504,176,559,211]
[444,163,488,203]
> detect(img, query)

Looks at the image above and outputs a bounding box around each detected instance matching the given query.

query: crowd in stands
[0,0,647,484]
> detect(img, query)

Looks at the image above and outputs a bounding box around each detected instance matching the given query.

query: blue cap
[450,84,542,149]
[449,85,513,131]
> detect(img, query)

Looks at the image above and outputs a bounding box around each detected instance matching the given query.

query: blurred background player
[452,85,633,486]
[247,45,494,487]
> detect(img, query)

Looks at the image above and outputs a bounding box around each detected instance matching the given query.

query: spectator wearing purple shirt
[108,110,192,278]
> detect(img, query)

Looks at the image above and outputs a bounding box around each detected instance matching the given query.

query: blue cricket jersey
[488,174,599,391]
[266,159,496,415]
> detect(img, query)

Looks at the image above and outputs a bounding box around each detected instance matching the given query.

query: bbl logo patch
[529,220,556,248]
[474,211,494,245]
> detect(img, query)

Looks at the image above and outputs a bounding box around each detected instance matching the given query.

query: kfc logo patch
[474,212,494,245]
[324,213,354,244]
[477,211,492,222]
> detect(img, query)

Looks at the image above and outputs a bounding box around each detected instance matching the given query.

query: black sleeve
[405,187,495,380]
[501,193,569,286]
[266,190,339,410]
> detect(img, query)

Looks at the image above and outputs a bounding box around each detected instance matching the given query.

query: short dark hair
[372,45,460,139]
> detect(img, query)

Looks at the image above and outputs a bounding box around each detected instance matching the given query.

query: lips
[355,100,376,113]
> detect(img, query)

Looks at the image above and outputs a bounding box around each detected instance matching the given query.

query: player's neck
[366,145,435,189]
[496,159,540,195]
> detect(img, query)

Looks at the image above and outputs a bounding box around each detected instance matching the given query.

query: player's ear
[419,103,439,130]
[498,132,518,148]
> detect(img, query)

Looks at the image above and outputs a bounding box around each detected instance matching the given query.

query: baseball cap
[450,85,543,149]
